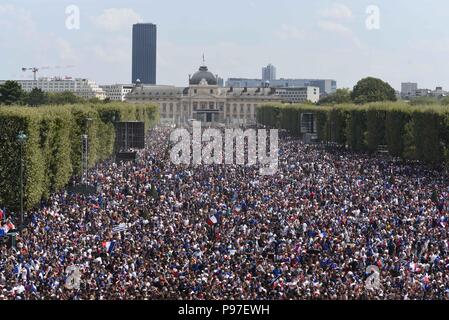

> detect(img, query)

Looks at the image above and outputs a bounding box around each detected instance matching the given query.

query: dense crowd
[1,126,449,300]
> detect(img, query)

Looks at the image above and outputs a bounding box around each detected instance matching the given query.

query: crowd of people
[1,126,449,300]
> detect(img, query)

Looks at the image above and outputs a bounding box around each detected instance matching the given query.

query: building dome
[189,65,217,85]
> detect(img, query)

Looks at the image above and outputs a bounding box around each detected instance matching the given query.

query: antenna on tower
[202,53,205,65]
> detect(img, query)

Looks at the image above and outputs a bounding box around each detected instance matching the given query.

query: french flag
[102,240,116,253]
[206,215,218,226]
[1,221,15,234]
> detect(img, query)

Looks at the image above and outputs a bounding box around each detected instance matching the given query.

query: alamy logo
[65,5,80,30]
[170,121,279,175]
[65,265,81,290]
[365,265,381,290]
[365,5,380,30]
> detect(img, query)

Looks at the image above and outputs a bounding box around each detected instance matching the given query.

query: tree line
[257,102,449,165]
[0,103,159,211]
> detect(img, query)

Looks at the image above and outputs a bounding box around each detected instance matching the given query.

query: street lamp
[17,131,27,226]
[81,118,93,184]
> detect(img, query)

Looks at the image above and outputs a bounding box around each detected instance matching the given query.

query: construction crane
[21,67,39,80]
[21,65,75,80]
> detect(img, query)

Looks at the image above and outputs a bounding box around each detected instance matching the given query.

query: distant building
[414,88,432,97]
[126,64,281,125]
[276,86,320,104]
[132,23,157,85]
[0,77,106,100]
[226,78,263,88]
[100,84,134,101]
[262,64,276,82]
[217,77,224,87]
[431,86,447,98]
[275,79,336,96]
[226,78,337,95]
[401,84,448,100]
[401,82,418,99]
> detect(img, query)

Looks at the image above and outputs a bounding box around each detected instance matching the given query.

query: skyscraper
[132,23,157,84]
[262,64,276,82]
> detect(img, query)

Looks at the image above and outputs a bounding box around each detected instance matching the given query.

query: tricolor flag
[206,215,218,226]
[102,240,116,253]
[1,221,15,235]
[409,262,419,272]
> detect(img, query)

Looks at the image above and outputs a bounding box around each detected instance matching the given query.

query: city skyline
[2,0,449,90]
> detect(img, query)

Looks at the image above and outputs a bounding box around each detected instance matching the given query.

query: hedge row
[257,102,449,164]
[0,103,159,211]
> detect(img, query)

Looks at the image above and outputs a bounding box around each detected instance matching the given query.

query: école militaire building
[126,64,319,125]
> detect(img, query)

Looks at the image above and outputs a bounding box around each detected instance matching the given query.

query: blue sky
[1,0,449,90]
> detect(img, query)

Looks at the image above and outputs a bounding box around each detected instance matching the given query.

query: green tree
[0,103,159,210]
[0,80,26,105]
[88,97,102,104]
[440,97,449,106]
[351,77,397,104]
[26,88,48,107]
[318,88,352,105]
[410,96,439,106]
[47,91,83,105]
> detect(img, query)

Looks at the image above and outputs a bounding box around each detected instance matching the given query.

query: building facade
[132,23,157,84]
[226,78,263,88]
[401,82,418,99]
[126,64,282,125]
[400,83,448,100]
[226,78,337,95]
[0,77,106,100]
[262,64,277,82]
[431,86,447,98]
[276,86,320,104]
[100,84,134,101]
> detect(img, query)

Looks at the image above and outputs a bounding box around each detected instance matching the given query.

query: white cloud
[319,3,352,20]
[0,4,36,38]
[318,20,351,35]
[91,8,142,32]
[318,20,362,49]
[275,24,306,41]
[54,38,79,62]
[0,4,14,14]
[91,36,131,63]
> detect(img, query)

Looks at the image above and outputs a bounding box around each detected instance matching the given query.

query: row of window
[136,91,181,96]
[129,96,273,103]
[160,104,257,114]
[160,113,255,120]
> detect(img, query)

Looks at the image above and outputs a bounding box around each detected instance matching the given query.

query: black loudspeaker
[2,233,17,249]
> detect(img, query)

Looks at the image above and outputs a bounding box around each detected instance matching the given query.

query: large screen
[115,121,145,150]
